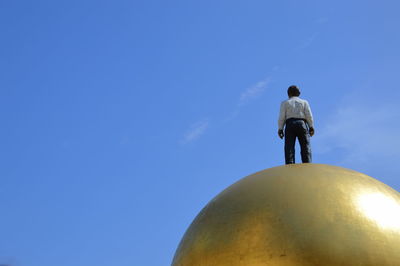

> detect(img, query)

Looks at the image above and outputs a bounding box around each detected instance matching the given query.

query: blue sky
[1,1,400,265]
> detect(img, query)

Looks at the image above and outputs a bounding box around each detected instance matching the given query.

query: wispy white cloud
[314,102,400,164]
[181,119,209,144]
[296,32,319,50]
[182,76,271,144]
[316,17,329,24]
[239,78,270,107]
[224,77,271,122]
[120,135,131,145]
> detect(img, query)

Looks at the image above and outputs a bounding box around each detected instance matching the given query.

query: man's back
[278,96,313,130]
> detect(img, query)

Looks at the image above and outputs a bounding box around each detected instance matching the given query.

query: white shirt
[278,96,314,130]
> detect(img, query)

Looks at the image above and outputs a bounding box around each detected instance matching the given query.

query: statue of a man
[278,85,314,164]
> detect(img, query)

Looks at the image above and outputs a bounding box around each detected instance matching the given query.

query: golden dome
[172,164,400,266]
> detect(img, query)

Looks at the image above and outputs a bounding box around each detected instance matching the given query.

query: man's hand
[278,129,284,139]
[309,127,315,137]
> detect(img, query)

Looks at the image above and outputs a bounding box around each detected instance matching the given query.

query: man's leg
[298,121,312,163]
[284,122,296,164]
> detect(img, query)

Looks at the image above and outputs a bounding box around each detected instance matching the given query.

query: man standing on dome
[278,85,314,164]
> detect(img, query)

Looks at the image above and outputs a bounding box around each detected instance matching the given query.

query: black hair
[287,85,300,97]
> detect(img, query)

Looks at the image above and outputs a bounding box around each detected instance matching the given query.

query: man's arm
[304,101,315,136]
[278,102,286,139]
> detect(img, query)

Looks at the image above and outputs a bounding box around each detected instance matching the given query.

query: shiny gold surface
[172,164,400,266]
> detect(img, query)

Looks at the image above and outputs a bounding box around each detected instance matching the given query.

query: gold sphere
[172,164,400,266]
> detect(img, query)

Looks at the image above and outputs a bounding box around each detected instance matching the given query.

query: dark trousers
[284,118,312,164]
